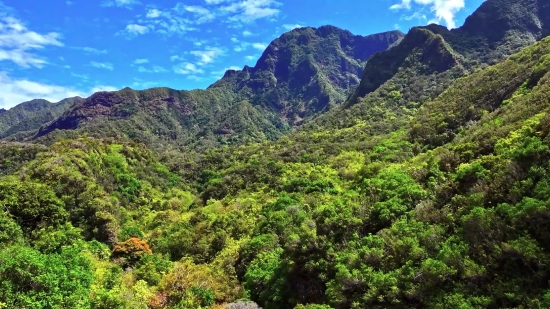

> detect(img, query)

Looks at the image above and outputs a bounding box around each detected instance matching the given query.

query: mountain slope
[345,0,550,107]
[211,26,404,124]
[0,97,82,139]
[31,27,403,149]
[4,35,550,308]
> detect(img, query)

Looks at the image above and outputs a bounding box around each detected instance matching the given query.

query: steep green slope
[0,97,82,139]
[30,27,402,150]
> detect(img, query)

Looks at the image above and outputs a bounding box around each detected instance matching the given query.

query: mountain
[29,27,403,150]
[0,97,82,139]
[210,26,404,125]
[0,109,6,115]
[345,0,550,107]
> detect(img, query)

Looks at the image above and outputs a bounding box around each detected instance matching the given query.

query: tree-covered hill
[0,97,82,139]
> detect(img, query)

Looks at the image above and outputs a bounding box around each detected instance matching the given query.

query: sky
[0,0,484,109]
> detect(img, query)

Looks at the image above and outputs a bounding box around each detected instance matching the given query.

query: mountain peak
[208,26,404,125]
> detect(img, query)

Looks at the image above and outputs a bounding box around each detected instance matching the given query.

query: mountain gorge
[4,0,550,308]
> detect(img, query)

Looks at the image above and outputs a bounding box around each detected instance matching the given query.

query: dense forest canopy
[3,0,550,308]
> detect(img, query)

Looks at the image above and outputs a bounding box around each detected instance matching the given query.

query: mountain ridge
[29,26,404,149]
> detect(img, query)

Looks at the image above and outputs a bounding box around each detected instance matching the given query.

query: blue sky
[0,0,484,109]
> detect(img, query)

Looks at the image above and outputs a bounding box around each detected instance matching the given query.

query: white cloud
[0,16,63,68]
[190,47,225,65]
[390,0,411,10]
[282,23,302,31]
[120,24,149,36]
[177,5,216,24]
[137,65,168,73]
[389,0,465,29]
[132,78,159,89]
[404,12,427,21]
[0,72,82,108]
[0,71,119,109]
[232,41,266,52]
[71,72,89,80]
[205,0,230,4]
[90,61,114,70]
[146,8,162,18]
[101,0,140,9]
[133,58,149,64]
[135,1,278,38]
[252,42,267,50]
[173,62,204,75]
[74,46,108,54]
[170,55,184,61]
[221,0,281,23]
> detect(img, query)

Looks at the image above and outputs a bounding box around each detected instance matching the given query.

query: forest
[2,0,550,308]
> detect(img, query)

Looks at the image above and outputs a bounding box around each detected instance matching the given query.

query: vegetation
[0,97,82,139]
[3,0,550,307]
[2,27,403,152]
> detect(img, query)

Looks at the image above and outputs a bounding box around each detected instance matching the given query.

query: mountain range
[6,27,403,151]
[4,0,550,308]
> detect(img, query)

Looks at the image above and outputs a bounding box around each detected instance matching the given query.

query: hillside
[4,0,550,308]
[210,26,404,124]
[3,32,550,308]
[0,97,82,139]
[345,0,550,107]
[28,27,403,150]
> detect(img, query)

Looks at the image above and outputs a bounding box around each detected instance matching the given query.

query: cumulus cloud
[222,0,281,23]
[190,47,225,65]
[389,0,465,29]
[146,8,162,18]
[120,24,149,37]
[0,16,63,68]
[173,62,204,75]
